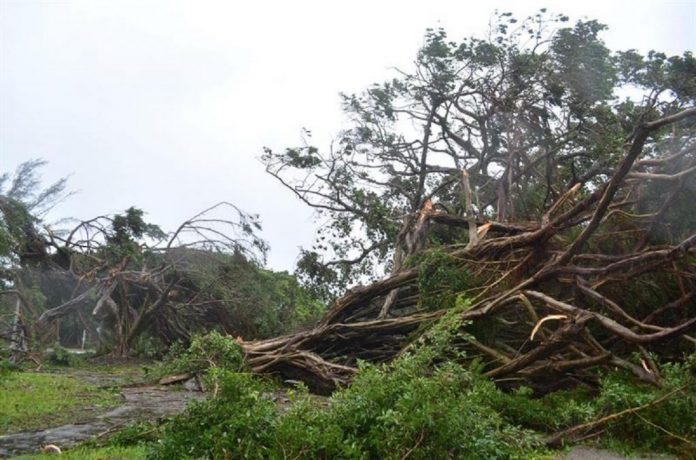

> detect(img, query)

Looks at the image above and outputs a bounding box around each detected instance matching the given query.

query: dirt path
[0,372,205,458]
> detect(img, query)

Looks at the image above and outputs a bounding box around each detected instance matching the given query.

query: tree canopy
[263,10,696,297]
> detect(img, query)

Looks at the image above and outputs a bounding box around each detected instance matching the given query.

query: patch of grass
[14,444,148,460]
[0,372,120,434]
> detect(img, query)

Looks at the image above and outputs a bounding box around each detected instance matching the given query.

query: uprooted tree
[32,202,325,357]
[254,11,696,394]
[1,191,322,358]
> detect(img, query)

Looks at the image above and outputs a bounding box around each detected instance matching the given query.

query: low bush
[150,371,276,460]
[273,359,544,459]
[157,331,244,377]
[0,358,21,378]
[146,314,547,459]
[594,360,696,457]
[479,357,696,457]
[45,344,82,367]
[480,385,597,432]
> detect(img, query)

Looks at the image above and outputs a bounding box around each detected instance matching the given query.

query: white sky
[1,0,694,271]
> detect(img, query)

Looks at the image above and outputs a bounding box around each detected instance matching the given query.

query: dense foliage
[108,328,696,459]
[158,331,245,376]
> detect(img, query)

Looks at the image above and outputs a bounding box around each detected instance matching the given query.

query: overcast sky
[1,0,694,271]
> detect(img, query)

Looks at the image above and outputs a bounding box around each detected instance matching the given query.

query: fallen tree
[14,203,321,358]
[243,107,696,394]
[250,14,696,393]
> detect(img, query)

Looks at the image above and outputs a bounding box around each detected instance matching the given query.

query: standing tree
[0,160,70,361]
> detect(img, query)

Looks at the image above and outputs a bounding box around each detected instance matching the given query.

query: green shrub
[282,359,542,459]
[46,344,82,367]
[128,320,696,459]
[147,312,546,459]
[480,385,596,432]
[148,360,545,460]
[107,420,161,447]
[595,361,696,456]
[149,370,276,460]
[158,331,244,377]
[0,359,21,380]
[132,335,169,359]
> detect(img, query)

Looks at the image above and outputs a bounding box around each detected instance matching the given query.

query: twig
[545,384,688,447]
[402,429,426,459]
[634,412,696,448]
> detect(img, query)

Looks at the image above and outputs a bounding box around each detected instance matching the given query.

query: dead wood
[159,373,193,385]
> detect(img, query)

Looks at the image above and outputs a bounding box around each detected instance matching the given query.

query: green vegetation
[1,8,695,460]
[131,322,549,460]
[1,160,324,360]
[177,251,325,341]
[45,345,85,367]
[150,371,276,459]
[595,363,696,456]
[415,249,471,311]
[102,328,696,460]
[15,445,148,460]
[147,367,545,460]
[482,364,696,457]
[157,331,245,377]
[0,372,119,434]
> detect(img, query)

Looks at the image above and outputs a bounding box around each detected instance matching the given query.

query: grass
[0,372,120,435]
[13,445,148,460]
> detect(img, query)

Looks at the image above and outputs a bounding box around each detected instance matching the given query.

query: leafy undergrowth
[482,364,696,458]
[154,331,244,379]
[111,368,548,460]
[44,327,696,459]
[0,371,120,434]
